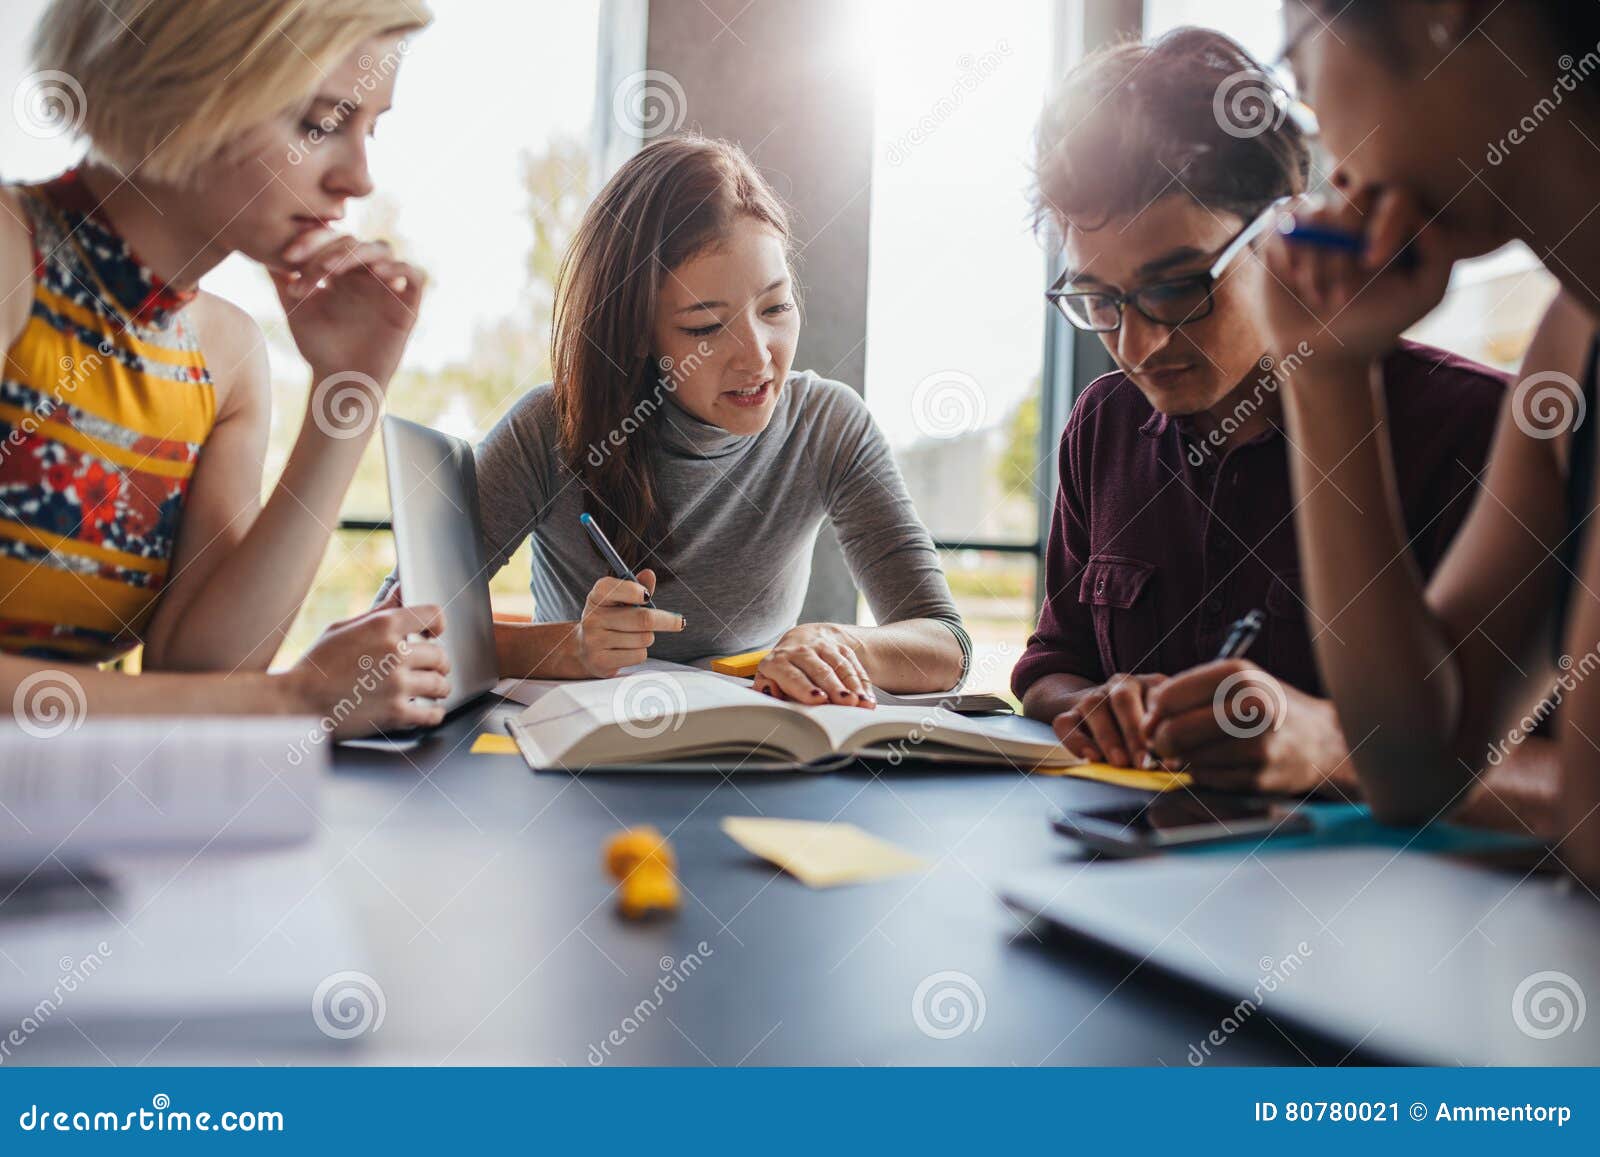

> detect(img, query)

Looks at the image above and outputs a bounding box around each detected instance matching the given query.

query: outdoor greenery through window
[230,3,604,664]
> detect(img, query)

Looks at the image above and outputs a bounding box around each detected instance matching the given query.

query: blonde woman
[0,0,451,735]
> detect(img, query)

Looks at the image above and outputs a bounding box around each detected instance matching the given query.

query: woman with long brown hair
[466,135,968,705]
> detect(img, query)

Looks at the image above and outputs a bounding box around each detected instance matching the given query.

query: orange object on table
[710,648,768,678]
[604,825,680,918]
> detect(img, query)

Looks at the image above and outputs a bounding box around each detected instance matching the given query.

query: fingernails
[811,689,825,699]
[1110,748,1128,767]
[678,615,688,630]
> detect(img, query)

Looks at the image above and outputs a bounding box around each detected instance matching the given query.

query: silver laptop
[1003,847,1600,1065]
[381,415,499,715]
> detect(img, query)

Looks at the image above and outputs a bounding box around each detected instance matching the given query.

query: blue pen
[1278,220,1364,252]
[579,511,656,610]
[1280,217,1418,270]
[1209,196,1415,277]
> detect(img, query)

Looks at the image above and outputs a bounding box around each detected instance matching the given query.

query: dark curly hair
[1032,26,1311,233]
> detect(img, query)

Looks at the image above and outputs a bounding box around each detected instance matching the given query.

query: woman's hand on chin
[753,624,876,709]
[270,226,428,397]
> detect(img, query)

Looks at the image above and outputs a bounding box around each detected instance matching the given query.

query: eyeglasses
[1046,267,1217,334]
[1045,198,1283,334]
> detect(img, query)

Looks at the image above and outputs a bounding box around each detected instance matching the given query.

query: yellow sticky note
[710,649,768,678]
[470,732,520,755]
[1034,761,1192,792]
[721,817,925,888]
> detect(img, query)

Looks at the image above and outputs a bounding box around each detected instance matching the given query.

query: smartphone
[1050,791,1312,857]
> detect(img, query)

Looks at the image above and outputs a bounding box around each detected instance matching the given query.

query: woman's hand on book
[575,569,686,677]
[753,624,875,709]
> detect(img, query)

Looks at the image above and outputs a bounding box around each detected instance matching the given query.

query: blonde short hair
[31,0,432,184]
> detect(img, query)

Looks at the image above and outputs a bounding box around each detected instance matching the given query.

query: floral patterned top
[0,169,216,663]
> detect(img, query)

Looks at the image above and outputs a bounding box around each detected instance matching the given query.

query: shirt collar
[39,168,198,331]
[655,395,756,460]
[1136,397,1284,451]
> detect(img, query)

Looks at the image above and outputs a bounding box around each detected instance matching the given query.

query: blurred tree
[998,380,1041,498]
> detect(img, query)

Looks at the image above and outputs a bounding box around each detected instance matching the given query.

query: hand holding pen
[574,512,686,678]
[1139,610,1264,770]
[1249,184,1462,365]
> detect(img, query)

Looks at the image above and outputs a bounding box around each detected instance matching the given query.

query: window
[863,0,1058,694]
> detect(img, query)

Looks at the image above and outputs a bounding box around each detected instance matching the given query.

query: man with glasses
[1011,27,1551,825]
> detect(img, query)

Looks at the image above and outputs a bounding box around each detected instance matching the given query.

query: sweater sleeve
[806,378,972,686]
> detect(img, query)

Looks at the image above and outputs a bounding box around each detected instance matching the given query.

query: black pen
[1215,608,1265,661]
[1140,609,1265,769]
[579,512,656,608]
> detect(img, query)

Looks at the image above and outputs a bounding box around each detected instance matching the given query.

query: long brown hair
[552,134,792,571]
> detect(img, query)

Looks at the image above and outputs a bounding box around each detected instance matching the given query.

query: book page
[803,702,1075,767]
[511,667,823,765]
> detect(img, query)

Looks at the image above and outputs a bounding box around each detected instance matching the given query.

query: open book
[503,666,1076,772]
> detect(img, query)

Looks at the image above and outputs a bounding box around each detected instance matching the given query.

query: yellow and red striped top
[0,170,217,663]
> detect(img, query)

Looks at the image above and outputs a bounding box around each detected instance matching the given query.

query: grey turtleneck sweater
[447,369,970,673]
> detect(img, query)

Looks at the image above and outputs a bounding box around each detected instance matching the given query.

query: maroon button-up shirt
[1011,341,1506,699]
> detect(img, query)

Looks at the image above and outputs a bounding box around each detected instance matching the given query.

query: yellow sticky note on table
[1034,761,1192,792]
[710,648,768,678]
[721,817,925,888]
[470,732,520,755]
